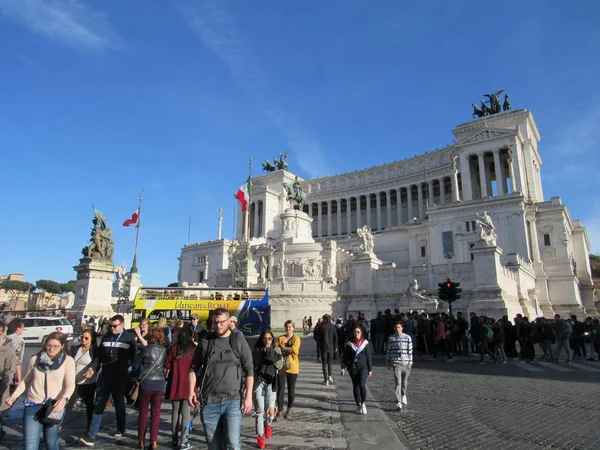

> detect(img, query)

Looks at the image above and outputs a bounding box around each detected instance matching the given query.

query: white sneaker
[355,405,362,414]
[361,403,367,414]
[328,375,334,384]
[401,395,407,405]
[322,380,329,386]
[397,402,403,410]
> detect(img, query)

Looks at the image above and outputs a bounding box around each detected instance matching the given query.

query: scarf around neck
[37,350,66,372]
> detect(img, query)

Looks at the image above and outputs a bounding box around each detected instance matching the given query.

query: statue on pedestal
[475,211,497,246]
[283,176,307,208]
[356,225,375,254]
[82,208,114,261]
[406,279,430,301]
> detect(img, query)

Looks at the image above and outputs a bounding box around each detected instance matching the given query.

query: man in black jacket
[316,315,338,385]
[80,315,137,447]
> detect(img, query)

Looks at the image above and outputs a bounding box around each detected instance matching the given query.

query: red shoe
[257,435,265,449]
[265,425,272,439]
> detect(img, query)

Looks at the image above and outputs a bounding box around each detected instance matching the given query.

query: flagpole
[131,190,143,273]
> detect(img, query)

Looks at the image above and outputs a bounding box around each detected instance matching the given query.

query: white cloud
[548,107,600,156]
[0,0,122,52]
[182,2,330,178]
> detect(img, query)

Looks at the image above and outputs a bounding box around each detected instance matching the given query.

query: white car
[21,317,74,344]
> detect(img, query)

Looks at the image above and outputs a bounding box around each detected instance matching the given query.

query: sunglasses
[110,323,123,328]
[82,336,91,340]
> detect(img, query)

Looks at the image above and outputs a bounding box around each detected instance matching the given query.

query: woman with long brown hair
[341,325,373,415]
[275,320,301,421]
[133,327,167,449]
[68,327,98,432]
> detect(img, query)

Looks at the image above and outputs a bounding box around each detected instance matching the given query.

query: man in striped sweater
[386,321,413,411]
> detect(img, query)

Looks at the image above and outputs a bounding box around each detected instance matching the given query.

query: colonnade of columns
[305,175,457,238]
[460,147,518,201]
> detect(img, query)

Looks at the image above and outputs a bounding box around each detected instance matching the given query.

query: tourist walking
[386,321,412,410]
[6,332,75,450]
[275,320,301,421]
[68,328,98,432]
[553,314,573,363]
[0,321,17,436]
[188,307,254,450]
[341,325,372,414]
[165,327,196,450]
[79,314,137,447]
[6,319,25,385]
[253,330,283,449]
[316,315,338,385]
[133,328,168,450]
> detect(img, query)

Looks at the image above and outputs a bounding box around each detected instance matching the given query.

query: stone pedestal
[72,258,116,319]
[126,271,143,301]
[280,209,314,244]
[351,253,382,294]
[468,245,520,319]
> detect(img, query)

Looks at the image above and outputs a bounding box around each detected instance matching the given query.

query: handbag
[282,336,296,371]
[41,373,65,425]
[127,347,165,403]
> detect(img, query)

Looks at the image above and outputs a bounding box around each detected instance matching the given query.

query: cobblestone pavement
[366,352,600,450]
[0,336,404,450]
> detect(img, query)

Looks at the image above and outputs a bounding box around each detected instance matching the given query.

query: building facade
[178,109,596,325]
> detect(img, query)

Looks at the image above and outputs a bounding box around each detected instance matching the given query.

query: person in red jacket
[432,316,454,362]
[165,327,196,449]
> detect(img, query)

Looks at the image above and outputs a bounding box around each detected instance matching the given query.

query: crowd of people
[1,306,597,449]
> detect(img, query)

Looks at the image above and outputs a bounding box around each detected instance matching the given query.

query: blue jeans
[201,399,242,450]
[253,381,276,436]
[23,403,64,450]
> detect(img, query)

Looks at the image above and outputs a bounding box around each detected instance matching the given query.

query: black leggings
[276,371,298,411]
[349,366,368,405]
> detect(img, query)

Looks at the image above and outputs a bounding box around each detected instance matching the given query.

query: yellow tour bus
[131,286,270,336]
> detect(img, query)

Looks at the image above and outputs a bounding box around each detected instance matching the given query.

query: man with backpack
[188,308,254,450]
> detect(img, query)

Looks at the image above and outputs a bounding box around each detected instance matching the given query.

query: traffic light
[452,281,462,301]
[437,281,448,301]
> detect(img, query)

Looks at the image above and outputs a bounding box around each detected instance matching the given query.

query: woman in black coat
[340,324,372,415]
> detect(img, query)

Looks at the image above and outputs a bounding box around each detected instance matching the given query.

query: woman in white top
[68,328,98,432]
[6,332,75,450]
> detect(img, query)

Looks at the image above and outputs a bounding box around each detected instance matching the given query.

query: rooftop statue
[262,150,289,172]
[472,90,509,118]
[475,210,497,247]
[356,225,375,254]
[82,208,115,261]
[283,176,307,208]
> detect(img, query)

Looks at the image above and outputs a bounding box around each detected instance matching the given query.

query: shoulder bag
[41,372,66,425]
[127,347,165,403]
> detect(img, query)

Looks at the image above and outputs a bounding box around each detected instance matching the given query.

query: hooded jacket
[0,337,17,412]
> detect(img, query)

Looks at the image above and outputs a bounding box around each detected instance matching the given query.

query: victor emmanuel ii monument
[178,96,596,326]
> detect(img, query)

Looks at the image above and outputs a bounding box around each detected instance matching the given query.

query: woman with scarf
[6,332,75,450]
[68,327,98,432]
[253,330,282,449]
[341,325,373,415]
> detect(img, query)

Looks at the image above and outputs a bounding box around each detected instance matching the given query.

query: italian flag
[123,209,140,227]
[234,177,251,212]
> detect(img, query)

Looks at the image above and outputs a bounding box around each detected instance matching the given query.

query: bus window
[132,309,146,322]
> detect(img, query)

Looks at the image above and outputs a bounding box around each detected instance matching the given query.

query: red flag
[123,210,139,227]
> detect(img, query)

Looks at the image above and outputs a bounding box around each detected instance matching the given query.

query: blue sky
[1,0,599,287]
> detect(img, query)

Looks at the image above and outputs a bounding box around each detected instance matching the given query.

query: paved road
[4,338,600,449]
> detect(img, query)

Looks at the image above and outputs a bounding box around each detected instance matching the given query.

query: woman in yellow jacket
[275,320,301,421]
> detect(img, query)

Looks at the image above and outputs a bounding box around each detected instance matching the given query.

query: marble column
[326,200,332,237]
[346,198,352,235]
[317,202,323,238]
[253,202,259,237]
[336,199,342,236]
[451,170,460,202]
[396,188,402,225]
[439,178,446,205]
[507,155,516,193]
[427,180,434,207]
[356,196,362,229]
[417,184,424,219]
[527,213,541,263]
[493,149,505,195]
[478,152,488,198]
[459,153,472,201]
[375,192,382,230]
[366,194,372,229]
[407,186,414,220]
[386,191,392,228]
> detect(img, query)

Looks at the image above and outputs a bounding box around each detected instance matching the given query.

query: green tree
[168,282,179,287]
[60,280,77,293]
[36,279,63,294]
